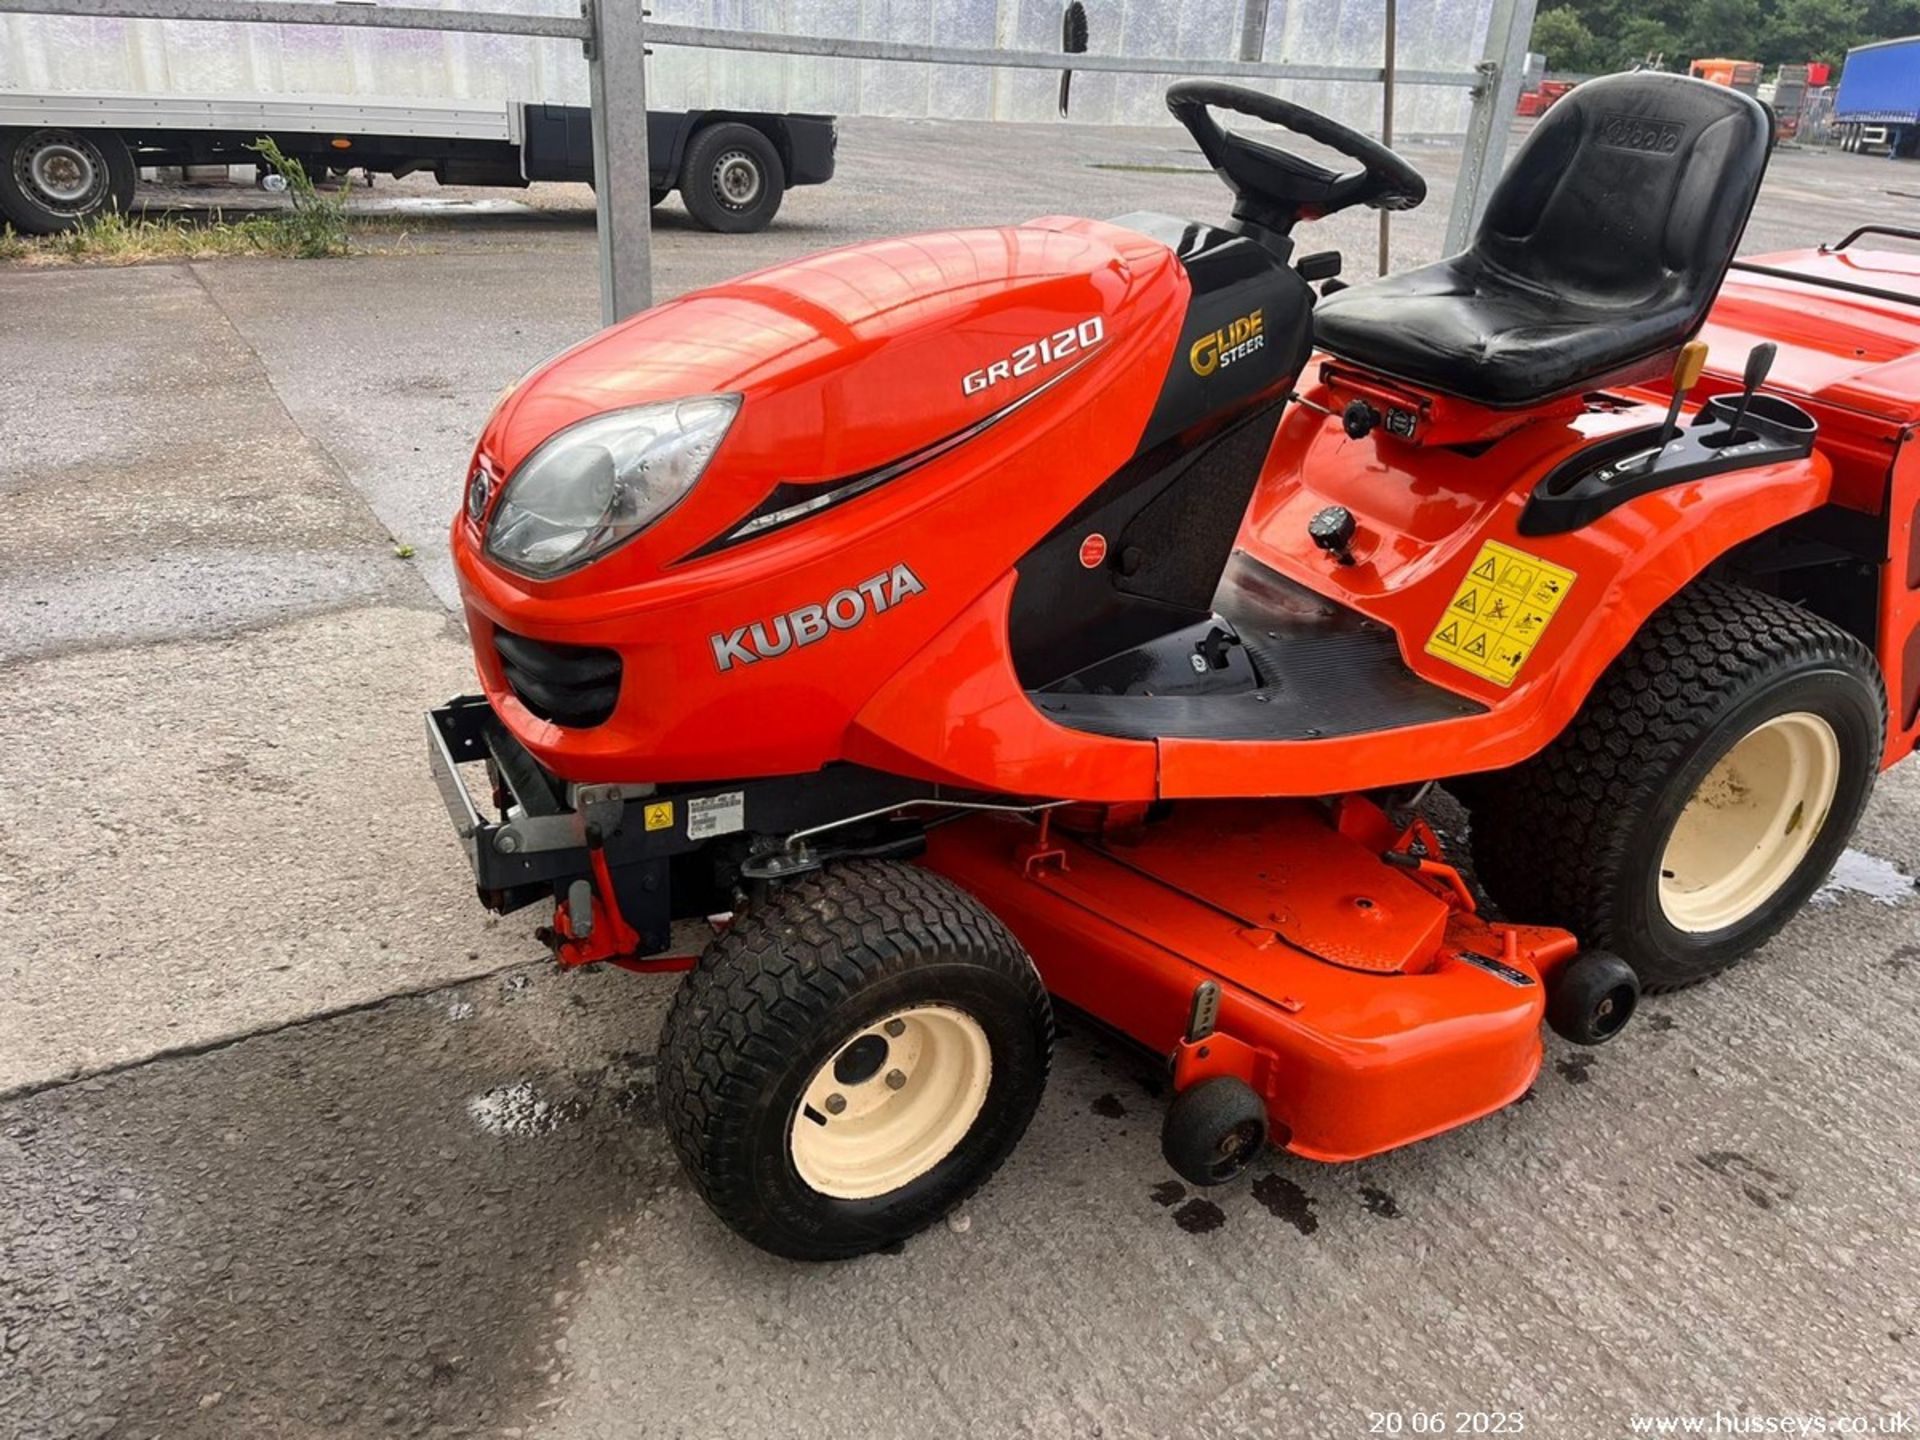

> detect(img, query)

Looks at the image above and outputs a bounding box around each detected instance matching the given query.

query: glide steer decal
[1189,308,1265,377]
[710,563,925,672]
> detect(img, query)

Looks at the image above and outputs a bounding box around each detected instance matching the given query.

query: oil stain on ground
[1359,1186,1402,1219]
[1173,1197,1226,1233]
[1697,1150,1797,1210]
[1091,1093,1127,1119]
[1251,1172,1319,1235]
[1556,1052,1596,1085]
[1149,1179,1186,1208]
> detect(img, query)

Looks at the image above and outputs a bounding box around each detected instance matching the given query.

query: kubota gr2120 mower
[430,72,1920,1258]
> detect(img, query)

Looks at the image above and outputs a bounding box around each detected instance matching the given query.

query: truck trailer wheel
[657,859,1052,1259]
[1469,583,1884,992]
[679,122,785,233]
[0,126,137,234]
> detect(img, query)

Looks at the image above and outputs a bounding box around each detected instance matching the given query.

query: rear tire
[1469,583,1884,992]
[657,859,1052,1259]
[0,126,137,234]
[678,122,785,233]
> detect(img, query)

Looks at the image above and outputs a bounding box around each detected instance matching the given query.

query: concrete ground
[3,116,1919,1440]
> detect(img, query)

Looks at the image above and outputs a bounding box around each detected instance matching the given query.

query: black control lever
[1725,342,1778,442]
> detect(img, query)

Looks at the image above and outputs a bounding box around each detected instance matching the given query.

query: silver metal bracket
[741,843,820,881]
[1456,950,1536,987]
[1185,981,1221,1043]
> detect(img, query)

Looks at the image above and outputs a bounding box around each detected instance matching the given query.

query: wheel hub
[1658,710,1841,933]
[714,151,762,208]
[20,136,103,212]
[831,1032,889,1086]
[790,1005,992,1201]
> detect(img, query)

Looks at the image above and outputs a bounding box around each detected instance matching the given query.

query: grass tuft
[247,135,351,258]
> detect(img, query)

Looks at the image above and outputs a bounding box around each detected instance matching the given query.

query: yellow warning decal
[643,801,676,832]
[1425,540,1577,688]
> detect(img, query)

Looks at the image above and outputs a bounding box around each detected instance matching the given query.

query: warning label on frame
[1425,540,1577,688]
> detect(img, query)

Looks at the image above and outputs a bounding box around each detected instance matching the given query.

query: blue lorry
[1835,35,1920,155]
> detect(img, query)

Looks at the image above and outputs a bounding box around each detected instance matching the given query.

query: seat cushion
[1312,72,1771,408]
[1314,253,1697,406]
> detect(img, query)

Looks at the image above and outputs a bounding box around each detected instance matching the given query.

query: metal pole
[0,0,588,38]
[641,22,1475,87]
[1238,0,1271,62]
[587,0,653,324]
[1379,0,1396,275]
[1443,0,1537,255]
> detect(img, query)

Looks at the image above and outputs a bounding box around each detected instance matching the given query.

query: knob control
[1308,505,1357,566]
[1342,399,1380,440]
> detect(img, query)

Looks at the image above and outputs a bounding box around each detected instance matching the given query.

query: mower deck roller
[924,802,1577,1166]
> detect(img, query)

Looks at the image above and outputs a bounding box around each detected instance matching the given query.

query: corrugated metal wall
[0,0,1485,134]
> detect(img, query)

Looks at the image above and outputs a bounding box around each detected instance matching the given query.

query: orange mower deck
[922,800,1580,1162]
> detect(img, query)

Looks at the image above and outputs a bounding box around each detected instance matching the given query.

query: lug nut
[824,1093,847,1115]
[883,1018,906,1038]
[884,1069,907,1091]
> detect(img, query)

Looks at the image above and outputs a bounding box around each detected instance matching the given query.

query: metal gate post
[1237,0,1271,62]
[1379,0,1397,275]
[586,0,653,323]
[1443,0,1537,255]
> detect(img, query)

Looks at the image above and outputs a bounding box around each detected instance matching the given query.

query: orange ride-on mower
[429,73,1920,1258]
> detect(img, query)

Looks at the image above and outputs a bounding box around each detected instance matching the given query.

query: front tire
[657,860,1052,1259]
[1470,583,1884,992]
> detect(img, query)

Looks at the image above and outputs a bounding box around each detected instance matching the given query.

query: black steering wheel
[1166,81,1426,234]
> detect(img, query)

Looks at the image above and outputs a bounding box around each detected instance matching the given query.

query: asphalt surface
[4,115,1920,1439]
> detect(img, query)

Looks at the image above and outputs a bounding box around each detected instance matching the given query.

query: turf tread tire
[657,859,1051,1259]
[1469,581,1884,993]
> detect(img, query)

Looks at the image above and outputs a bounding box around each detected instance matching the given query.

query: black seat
[1313,73,1772,408]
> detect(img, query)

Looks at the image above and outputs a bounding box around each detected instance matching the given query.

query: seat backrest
[1474,72,1771,312]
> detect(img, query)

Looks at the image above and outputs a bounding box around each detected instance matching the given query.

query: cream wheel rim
[789,1005,992,1201]
[1659,711,1841,933]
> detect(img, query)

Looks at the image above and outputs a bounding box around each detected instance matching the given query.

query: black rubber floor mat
[1029,551,1485,741]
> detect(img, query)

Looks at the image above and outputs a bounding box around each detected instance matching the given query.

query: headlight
[484,394,740,578]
